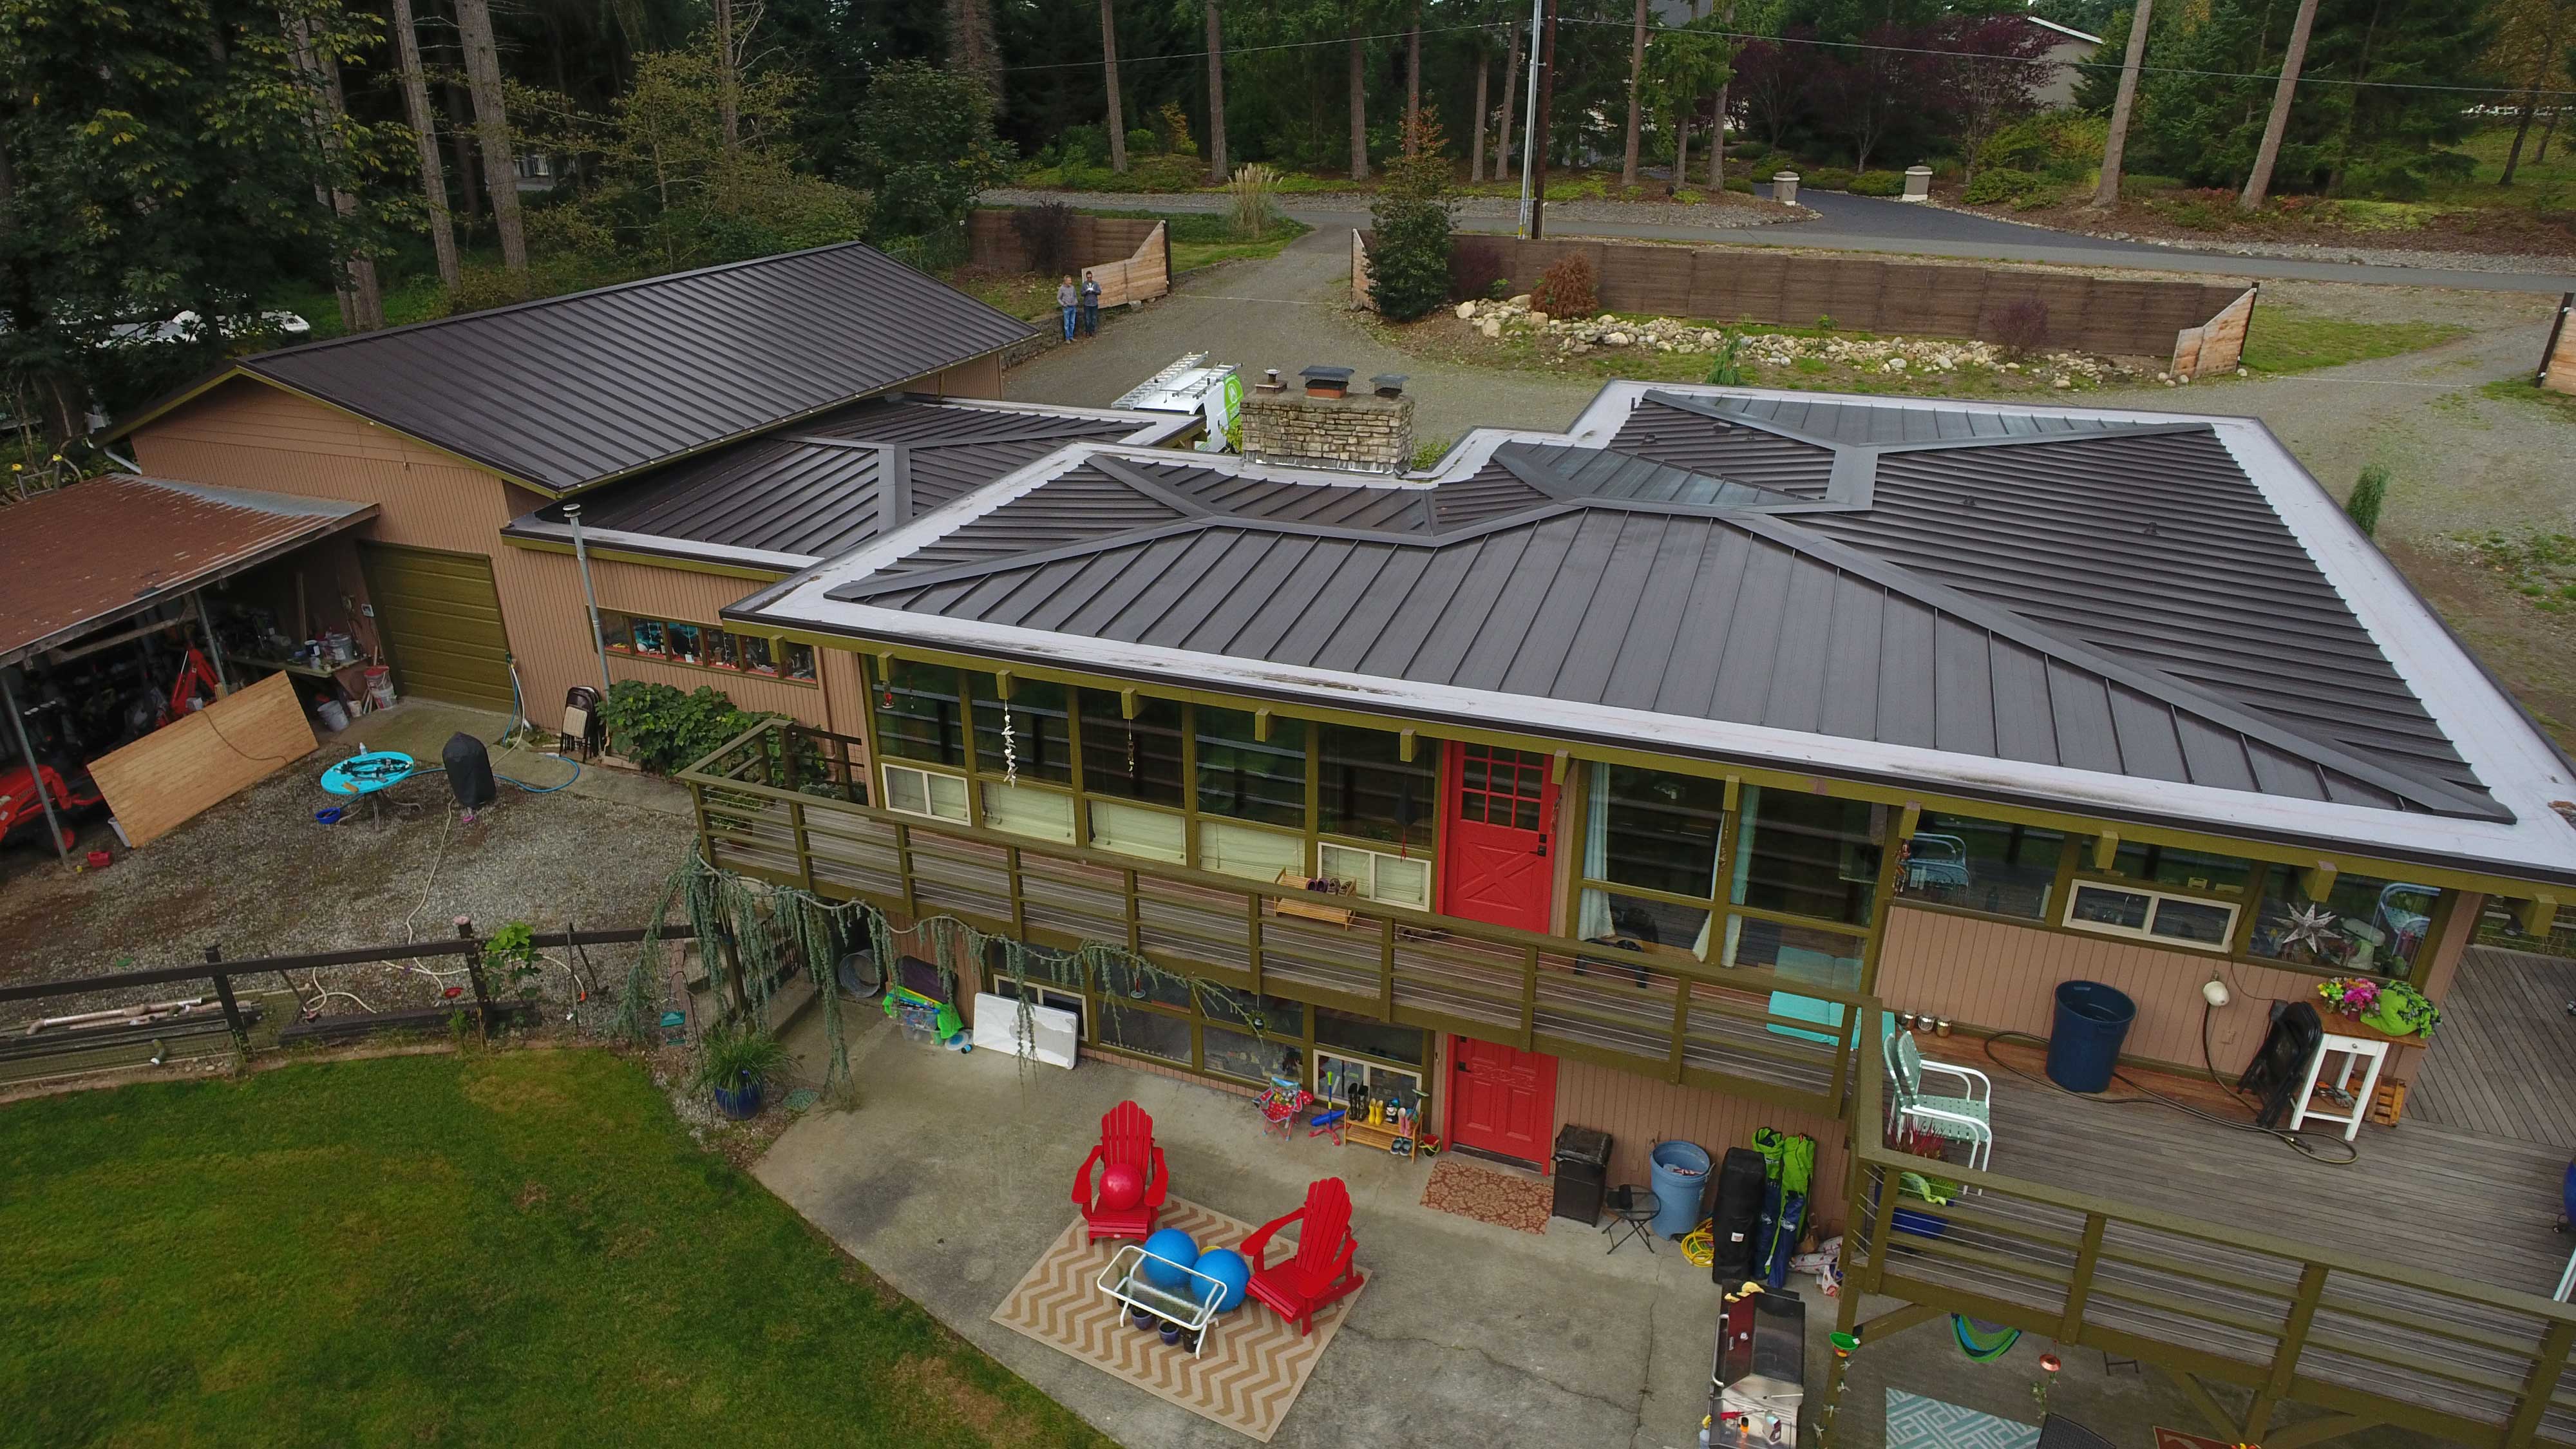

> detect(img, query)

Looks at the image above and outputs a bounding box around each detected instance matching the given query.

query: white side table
[2287,1023,2395,1142]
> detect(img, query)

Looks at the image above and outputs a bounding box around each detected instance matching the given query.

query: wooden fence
[1410,232,2252,359]
[1081,221,1168,308]
[2540,292,2576,395]
[967,209,1166,281]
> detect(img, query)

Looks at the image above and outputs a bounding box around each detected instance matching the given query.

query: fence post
[204,945,248,1053]
[457,916,495,1041]
[2502,1318,2574,1448]
[781,727,800,792]
[2060,1211,2105,1343]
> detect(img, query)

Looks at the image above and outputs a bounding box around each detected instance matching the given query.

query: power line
[996,20,1503,75]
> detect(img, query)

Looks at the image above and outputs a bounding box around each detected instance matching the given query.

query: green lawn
[1067,207,1312,272]
[2479,374,2576,422]
[2239,307,2472,374]
[0,1049,1103,1447]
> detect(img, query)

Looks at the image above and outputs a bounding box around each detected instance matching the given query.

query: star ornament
[2280,902,2340,956]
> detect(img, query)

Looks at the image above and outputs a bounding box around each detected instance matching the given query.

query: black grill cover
[442,732,497,810]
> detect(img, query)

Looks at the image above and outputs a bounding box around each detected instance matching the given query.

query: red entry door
[1448,1036,1558,1166]
[1438,743,1559,934]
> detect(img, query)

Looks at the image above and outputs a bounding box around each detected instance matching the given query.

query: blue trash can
[1647,1140,1710,1239]
[2045,980,2137,1094]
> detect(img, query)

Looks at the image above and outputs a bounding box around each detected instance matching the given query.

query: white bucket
[363,666,395,710]
[316,697,350,732]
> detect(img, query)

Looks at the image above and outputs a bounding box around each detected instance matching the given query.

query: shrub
[1227,163,1279,240]
[1059,124,1109,169]
[1980,112,2105,184]
[1963,167,2040,205]
[1731,139,1772,164]
[1848,170,1904,197]
[1531,252,1598,318]
[1012,201,1078,277]
[1155,100,1198,158]
[1448,236,1510,302]
[1806,166,1857,191]
[1705,330,1749,386]
[690,1024,793,1094]
[2347,464,2389,538]
[854,60,1015,242]
[599,680,780,775]
[1989,296,2050,357]
[1126,127,1159,159]
[1367,111,1457,322]
[1725,176,1756,194]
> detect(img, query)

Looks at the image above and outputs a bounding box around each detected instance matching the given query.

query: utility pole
[1528,0,1558,240]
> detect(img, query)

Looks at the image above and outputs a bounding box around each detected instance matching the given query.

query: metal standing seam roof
[205,245,1037,496]
[0,476,376,666]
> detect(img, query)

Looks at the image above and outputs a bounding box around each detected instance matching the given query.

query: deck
[1861,1033,2576,1446]
[2412,945,2576,1151]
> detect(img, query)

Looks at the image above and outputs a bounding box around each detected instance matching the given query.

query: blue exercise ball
[1193,1247,1251,1312]
[1140,1228,1200,1290]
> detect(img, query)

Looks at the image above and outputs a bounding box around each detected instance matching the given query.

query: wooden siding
[1554,1052,1849,1235]
[2171,285,2256,379]
[1875,899,2480,1079]
[967,211,1164,276]
[129,377,874,739]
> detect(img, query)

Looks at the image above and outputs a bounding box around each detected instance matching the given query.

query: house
[2026,15,2105,109]
[113,243,1184,733]
[682,378,2576,1447]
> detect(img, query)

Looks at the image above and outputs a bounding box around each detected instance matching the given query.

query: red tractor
[0,757,102,855]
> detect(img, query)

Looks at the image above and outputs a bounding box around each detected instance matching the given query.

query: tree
[1732,34,1813,149]
[1204,0,1229,182]
[1369,110,1454,318]
[1934,14,2048,187]
[1349,28,1371,180]
[947,0,1005,109]
[1639,22,1732,189]
[1470,41,1490,179]
[851,59,1015,242]
[1495,16,1523,180]
[1101,0,1128,172]
[1819,24,1921,171]
[456,0,529,275]
[2090,0,2152,209]
[1406,3,1423,146]
[2239,0,2320,209]
[389,0,464,290]
[1620,0,1650,189]
[283,5,384,331]
[2492,0,2576,184]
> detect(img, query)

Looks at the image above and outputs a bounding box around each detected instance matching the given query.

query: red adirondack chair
[1071,1100,1168,1241]
[1240,1177,1365,1335]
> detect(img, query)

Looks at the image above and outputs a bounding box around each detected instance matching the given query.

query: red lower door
[1447,1036,1558,1166]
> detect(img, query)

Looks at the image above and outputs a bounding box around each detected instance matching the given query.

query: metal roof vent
[1370,373,1408,399]
[1255,368,1285,393]
[1301,365,1354,399]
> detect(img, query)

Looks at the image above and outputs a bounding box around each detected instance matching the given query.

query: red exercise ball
[1098,1161,1145,1211]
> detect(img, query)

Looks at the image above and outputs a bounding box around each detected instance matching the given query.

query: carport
[0,474,375,863]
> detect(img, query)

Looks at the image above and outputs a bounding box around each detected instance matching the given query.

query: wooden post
[457,916,496,1040]
[790,798,816,893]
[1377,916,1396,1018]
[1520,942,1539,1050]
[2243,1261,2329,1441]
[2502,1319,2573,1447]
[204,945,248,1050]
[2060,1212,2105,1341]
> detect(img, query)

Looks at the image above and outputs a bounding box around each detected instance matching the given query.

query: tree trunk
[1530,0,1556,238]
[1205,0,1227,182]
[455,0,527,274]
[1406,8,1421,147]
[1470,50,1488,180]
[285,10,383,330]
[1102,0,1127,172]
[2540,104,2561,164]
[1620,0,1647,190]
[391,0,462,290]
[715,0,739,153]
[444,80,482,226]
[2237,0,2319,212]
[949,0,1004,109]
[1674,115,1690,194]
[1496,21,1522,180]
[2090,0,2152,209]
[2504,94,2541,185]
[1349,32,1368,181]
[1707,80,1727,190]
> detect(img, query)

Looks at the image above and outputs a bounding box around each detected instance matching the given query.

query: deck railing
[681,719,1870,1121]
[1842,999,2576,1449]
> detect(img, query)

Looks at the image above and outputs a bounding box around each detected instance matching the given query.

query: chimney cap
[1370,373,1409,396]
[1299,365,1356,384]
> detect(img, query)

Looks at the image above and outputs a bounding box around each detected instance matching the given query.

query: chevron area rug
[1885,1389,2040,1449]
[991,1198,1363,1441]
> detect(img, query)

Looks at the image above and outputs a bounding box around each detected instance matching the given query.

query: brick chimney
[1239,364,1414,474]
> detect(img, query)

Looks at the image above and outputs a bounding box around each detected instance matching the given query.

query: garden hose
[1680,1220,1716,1268]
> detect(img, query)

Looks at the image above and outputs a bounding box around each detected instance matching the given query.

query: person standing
[1057,275,1079,341]
[1079,273,1103,336]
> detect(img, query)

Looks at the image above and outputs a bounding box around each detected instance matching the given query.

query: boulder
[1456,301,1478,320]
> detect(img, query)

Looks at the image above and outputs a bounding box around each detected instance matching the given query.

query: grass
[0,1049,1103,1448]
[2450,527,2576,615]
[2239,307,2471,374]
[2479,374,2576,422]
[1068,207,1312,272]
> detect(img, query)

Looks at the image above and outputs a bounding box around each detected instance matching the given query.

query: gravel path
[1915,198,2576,277]
[982,186,1806,231]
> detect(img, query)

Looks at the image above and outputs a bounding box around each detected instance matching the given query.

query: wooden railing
[1842,999,2576,1449]
[681,719,1870,1121]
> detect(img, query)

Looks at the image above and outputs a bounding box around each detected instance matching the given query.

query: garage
[359,542,516,711]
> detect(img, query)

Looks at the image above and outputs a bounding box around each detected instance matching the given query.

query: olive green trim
[795,636,2570,900]
[501,532,790,582]
[607,645,819,690]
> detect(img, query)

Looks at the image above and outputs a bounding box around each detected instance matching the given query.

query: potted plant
[693,1025,791,1120]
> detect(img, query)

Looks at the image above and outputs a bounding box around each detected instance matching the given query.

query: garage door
[359,542,515,710]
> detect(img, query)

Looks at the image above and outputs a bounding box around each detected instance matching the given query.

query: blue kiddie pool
[321,751,417,797]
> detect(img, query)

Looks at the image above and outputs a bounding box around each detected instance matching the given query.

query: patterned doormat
[990,1198,1363,1443]
[1886,1389,2040,1449]
[1419,1159,1553,1234]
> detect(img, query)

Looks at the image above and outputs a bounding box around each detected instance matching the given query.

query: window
[1098,1005,1191,1063]
[1732,786,1884,929]
[1318,724,1432,849]
[882,762,968,822]
[611,613,816,681]
[2064,880,2239,951]
[2248,872,2441,979]
[875,659,965,766]
[969,674,1071,784]
[1197,818,1304,882]
[1723,917,1864,987]
[1579,764,1727,953]
[1079,690,1184,805]
[1315,1053,1425,1122]
[980,780,1075,842]
[1195,707,1306,828]
[1895,813,2068,920]
[1314,1006,1425,1066]
[1319,842,1432,910]
[1457,744,1549,829]
[2091,839,2253,898]
[1090,799,1186,863]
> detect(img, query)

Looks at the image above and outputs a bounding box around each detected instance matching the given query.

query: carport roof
[0,475,375,667]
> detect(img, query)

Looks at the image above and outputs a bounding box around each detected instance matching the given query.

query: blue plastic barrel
[2045,980,2137,1094]
[1648,1140,1710,1238]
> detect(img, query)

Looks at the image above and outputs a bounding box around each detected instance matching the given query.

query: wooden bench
[1267,871,1359,928]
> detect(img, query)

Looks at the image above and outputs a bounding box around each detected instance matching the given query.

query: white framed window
[980,780,1075,842]
[882,762,968,823]
[1197,818,1304,881]
[1319,842,1432,911]
[1314,1051,1425,1117]
[2063,881,2239,952]
[1090,799,1186,863]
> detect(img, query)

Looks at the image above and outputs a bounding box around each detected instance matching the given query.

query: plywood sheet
[88,672,318,846]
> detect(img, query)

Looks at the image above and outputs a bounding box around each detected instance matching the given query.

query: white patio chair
[1884,1028,1994,1173]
